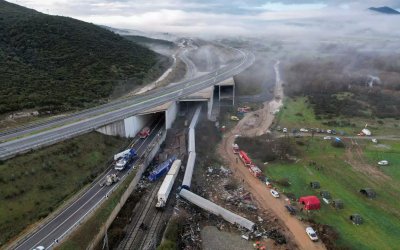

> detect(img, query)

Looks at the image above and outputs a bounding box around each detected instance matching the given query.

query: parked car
[270,189,280,198]
[284,205,296,215]
[306,227,319,241]
[327,129,332,134]
[300,128,308,132]
[371,138,378,143]
[283,128,288,133]
[34,247,45,250]
[323,136,331,140]
[378,160,389,166]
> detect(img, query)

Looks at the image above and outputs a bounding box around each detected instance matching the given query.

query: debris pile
[174,163,287,248]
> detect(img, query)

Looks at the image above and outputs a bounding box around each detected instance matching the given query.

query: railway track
[118,180,163,250]
[140,206,165,250]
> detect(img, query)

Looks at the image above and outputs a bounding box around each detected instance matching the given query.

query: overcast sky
[7,0,400,37]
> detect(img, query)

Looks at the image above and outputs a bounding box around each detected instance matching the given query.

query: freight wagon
[156,159,182,208]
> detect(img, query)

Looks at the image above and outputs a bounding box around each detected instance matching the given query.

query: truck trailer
[114,149,131,161]
[239,150,252,167]
[100,174,119,187]
[249,165,262,178]
[156,159,182,208]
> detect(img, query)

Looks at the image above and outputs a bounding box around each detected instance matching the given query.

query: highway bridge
[5,44,254,250]
[0,48,254,161]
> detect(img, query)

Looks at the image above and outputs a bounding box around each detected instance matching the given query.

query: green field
[261,98,400,249]
[275,97,400,136]
[0,132,129,246]
[364,141,400,181]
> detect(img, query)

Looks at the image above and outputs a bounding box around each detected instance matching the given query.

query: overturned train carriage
[181,152,196,189]
[179,189,256,231]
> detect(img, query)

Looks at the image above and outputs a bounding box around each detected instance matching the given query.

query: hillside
[369,6,400,15]
[124,35,176,50]
[0,0,169,115]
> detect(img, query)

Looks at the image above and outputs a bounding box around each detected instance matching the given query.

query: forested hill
[0,0,167,115]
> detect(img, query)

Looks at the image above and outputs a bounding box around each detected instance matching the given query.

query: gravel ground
[201,226,254,250]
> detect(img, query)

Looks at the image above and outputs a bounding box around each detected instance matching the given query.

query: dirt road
[218,61,326,250]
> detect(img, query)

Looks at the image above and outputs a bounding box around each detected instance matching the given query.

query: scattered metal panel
[179,189,255,231]
[182,152,196,189]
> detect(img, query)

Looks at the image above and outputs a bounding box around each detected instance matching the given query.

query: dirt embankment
[218,61,326,250]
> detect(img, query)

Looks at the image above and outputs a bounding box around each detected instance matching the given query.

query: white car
[327,129,332,134]
[306,227,319,241]
[300,128,308,132]
[378,160,389,166]
[114,158,127,170]
[270,189,279,198]
[34,247,45,250]
[323,136,331,140]
[371,138,378,143]
[283,128,288,133]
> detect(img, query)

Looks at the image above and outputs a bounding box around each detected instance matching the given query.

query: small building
[310,181,321,189]
[320,190,331,199]
[350,214,363,225]
[299,196,321,210]
[360,188,376,199]
[331,199,344,209]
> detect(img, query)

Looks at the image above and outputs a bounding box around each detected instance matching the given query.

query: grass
[265,140,400,250]
[0,132,129,246]
[276,97,400,136]
[56,168,137,250]
[276,97,319,128]
[261,98,400,249]
[364,141,400,183]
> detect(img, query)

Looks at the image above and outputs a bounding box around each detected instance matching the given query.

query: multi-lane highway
[13,118,165,250]
[0,48,254,161]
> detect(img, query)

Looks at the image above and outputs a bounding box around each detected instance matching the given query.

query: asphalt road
[13,118,165,250]
[0,48,254,160]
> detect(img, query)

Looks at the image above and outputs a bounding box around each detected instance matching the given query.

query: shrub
[275,178,291,187]
[331,140,345,148]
